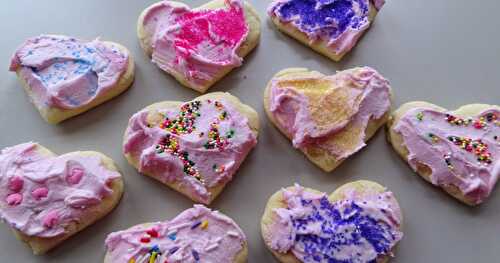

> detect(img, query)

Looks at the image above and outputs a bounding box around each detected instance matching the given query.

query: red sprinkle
[147,229,159,238]
[140,236,150,243]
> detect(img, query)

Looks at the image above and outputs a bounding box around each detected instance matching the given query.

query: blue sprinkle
[168,233,176,240]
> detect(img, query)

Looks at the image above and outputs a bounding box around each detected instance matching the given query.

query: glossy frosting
[269,67,391,159]
[105,205,246,263]
[123,98,257,204]
[9,35,129,109]
[268,185,402,262]
[268,0,384,56]
[394,108,500,204]
[142,0,249,89]
[0,142,120,237]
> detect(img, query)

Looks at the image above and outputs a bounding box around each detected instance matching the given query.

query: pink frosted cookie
[123,92,259,204]
[261,181,403,263]
[9,35,135,124]
[104,205,247,263]
[264,67,392,172]
[137,0,261,93]
[268,0,385,61]
[0,142,124,254]
[388,102,500,205]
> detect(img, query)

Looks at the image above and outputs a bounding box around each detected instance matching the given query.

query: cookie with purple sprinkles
[267,0,385,61]
[261,180,403,263]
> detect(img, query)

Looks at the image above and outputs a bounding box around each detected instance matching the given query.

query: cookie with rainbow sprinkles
[268,0,385,61]
[388,102,500,205]
[261,181,403,263]
[137,0,261,93]
[123,92,259,204]
[0,142,124,254]
[9,34,134,124]
[104,205,247,263]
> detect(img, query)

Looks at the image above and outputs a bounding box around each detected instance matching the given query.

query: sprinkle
[169,246,179,255]
[167,233,176,241]
[191,221,202,229]
[149,252,158,263]
[227,231,240,238]
[444,154,454,170]
[146,229,159,238]
[428,133,439,143]
[128,258,136,263]
[205,243,219,252]
[201,220,209,229]
[416,112,424,121]
[192,250,200,261]
[140,236,151,243]
[447,135,492,164]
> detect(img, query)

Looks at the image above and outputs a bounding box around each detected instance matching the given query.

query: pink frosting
[9,35,129,109]
[0,142,121,237]
[105,205,246,263]
[269,67,391,159]
[394,108,500,204]
[142,0,249,89]
[268,184,403,262]
[123,99,257,204]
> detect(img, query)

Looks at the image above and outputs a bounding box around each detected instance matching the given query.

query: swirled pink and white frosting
[0,142,121,237]
[394,108,500,204]
[268,67,391,160]
[9,35,129,109]
[123,98,257,204]
[105,205,246,263]
[141,0,249,89]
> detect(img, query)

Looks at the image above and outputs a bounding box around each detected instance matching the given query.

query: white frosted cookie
[264,67,392,172]
[123,92,259,204]
[387,102,500,206]
[104,205,247,263]
[9,34,135,124]
[261,181,403,263]
[137,0,261,93]
[268,0,385,61]
[0,142,124,254]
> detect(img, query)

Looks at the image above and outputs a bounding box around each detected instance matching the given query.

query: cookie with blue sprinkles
[261,180,403,263]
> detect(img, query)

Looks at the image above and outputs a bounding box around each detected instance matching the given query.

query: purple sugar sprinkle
[191,221,202,229]
[288,196,398,262]
[192,249,200,261]
[168,246,179,255]
[270,0,371,40]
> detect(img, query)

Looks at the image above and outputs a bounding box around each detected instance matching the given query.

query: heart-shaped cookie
[0,142,124,254]
[123,92,259,204]
[137,0,261,93]
[387,102,500,206]
[9,35,135,124]
[264,67,392,172]
[268,0,385,61]
[104,205,247,263]
[261,181,403,263]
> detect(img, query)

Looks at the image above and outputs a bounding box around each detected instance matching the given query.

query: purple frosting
[268,0,384,55]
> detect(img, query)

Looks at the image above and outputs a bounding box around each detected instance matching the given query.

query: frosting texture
[105,205,246,263]
[9,35,129,109]
[123,98,257,204]
[0,143,121,237]
[269,67,391,160]
[268,0,384,56]
[142,0,249,89]
[394,108,500,204]
[268,185,402,262]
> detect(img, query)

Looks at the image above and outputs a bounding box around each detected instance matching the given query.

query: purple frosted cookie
[268,0,385,61]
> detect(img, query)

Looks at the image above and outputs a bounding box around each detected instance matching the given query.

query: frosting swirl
[123,98,257,204]
[268,67,391,160]
[394,108,500,204]
[105,205,246,263]
[141,0,249,89]
[268,0,384,56]
[9,35,129,109]
[0,142,121,237]
[267,185,402,262]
